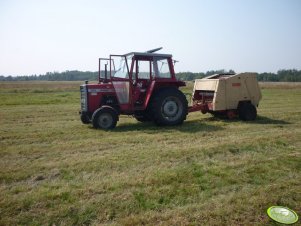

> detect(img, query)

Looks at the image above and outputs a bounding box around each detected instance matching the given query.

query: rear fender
[143,81,185,109]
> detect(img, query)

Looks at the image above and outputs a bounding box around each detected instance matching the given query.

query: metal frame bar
[98,58,111,83]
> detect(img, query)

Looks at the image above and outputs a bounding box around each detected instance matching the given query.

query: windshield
[111,56,129,79]
[153,58,171,78]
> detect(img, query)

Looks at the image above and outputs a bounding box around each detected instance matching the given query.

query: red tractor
[79,48,188,129]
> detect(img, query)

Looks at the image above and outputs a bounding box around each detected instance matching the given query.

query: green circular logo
[267,206,299,224]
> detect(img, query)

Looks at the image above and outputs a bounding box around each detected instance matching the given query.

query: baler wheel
[92,107,118,129]
[238,102,257,121]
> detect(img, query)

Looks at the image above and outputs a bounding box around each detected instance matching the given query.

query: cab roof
[124,52,172,58]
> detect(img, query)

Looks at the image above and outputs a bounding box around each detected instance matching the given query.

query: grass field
[0,81,300,226]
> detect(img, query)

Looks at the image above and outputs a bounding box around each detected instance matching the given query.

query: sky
[0,0,300,76]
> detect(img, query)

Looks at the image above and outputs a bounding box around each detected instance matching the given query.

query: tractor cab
[99,49,183,111]
[80,48,188,129]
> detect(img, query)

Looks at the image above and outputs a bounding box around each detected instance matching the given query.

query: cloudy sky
[0,0,300,76]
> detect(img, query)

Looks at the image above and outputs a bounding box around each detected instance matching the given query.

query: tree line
[0,71,99,81]
[176,69,301,82]
[1,69,301,82]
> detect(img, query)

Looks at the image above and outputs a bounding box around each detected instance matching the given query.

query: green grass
[0,81,300,225]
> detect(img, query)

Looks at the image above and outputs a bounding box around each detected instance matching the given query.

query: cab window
[153,58,171,78]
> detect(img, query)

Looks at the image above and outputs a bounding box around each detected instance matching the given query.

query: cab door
[131,58,154,108]
[110,55,134,112]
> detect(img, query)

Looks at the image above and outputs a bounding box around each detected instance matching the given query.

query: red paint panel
[232,83,241,87]
[86,83,115,113]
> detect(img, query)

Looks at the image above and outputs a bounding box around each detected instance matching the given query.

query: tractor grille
[80,85,88,111]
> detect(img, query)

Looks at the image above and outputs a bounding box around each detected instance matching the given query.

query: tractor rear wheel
[92,107,118,129]
[238,102,257,121]
[151,88,188,126]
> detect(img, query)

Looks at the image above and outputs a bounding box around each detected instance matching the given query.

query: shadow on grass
[113,119,224,133]
[250,115,290,125]
[202,115,290,125]
[88,115,289,133]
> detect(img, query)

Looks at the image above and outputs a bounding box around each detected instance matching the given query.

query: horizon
[2,68,301,78]
[1,0,301,76]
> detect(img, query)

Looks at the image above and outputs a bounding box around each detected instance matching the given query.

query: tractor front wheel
[92,107,118,129]
[238,102,257,121]
[151,88,188,126]
[80,113,90,124]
